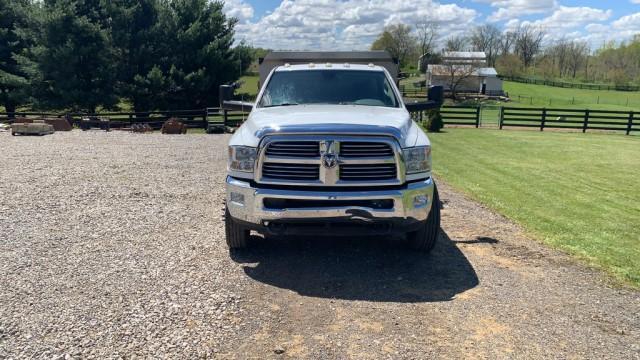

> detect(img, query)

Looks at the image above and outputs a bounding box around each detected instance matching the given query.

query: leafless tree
[499,31,517,56]
[415,22,439,57]
[567,41,590,78]
[415,22,439,72]
[470,24,502,67]
[444,63,480,100]
[514,25,546,67]
[444,35,468,52]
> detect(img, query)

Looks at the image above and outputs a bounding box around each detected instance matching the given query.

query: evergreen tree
[34,0,118,112]
[0,0,33,115]
[107,0,167,112]
[161,0,240,109]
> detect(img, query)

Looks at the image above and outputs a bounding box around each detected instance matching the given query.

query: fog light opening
[413,195,429,208]
[230,192,245,206]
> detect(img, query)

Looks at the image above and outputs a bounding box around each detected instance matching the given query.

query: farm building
[427,51,503,96]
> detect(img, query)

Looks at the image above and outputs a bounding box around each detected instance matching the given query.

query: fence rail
[501,76,640,92]
[0,108,251,130]
[441,106,480,127]
[2,106,638,135]
[499,107,638,134]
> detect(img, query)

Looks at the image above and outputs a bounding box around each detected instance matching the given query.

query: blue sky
[222,0,640,50]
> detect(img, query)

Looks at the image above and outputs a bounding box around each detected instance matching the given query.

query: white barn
[427,52,503,96]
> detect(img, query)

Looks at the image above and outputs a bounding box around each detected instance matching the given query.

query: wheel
[225,205,249,249]
[406,183,441,253]
[11,131,17,136]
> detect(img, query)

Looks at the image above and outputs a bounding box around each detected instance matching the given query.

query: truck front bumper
[225,176,435,235]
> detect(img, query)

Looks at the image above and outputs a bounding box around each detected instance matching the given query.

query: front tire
[407,183,441,253]
[225,206,249,249]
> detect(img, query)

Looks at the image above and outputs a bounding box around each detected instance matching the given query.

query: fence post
[499,107,504,129]
[583,110,589,133]
[223,109,228,127]
[627,111,634,136]
[129,114,133,127]
[202,108,208,129]
[540,108,546,132]
[475,106,480,128]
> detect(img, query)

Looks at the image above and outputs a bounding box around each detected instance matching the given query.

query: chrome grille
[340,164,397,181]
[258,136,402,186]
[262,162,320,181]
[340,142,393,157]
[265,141,319,158]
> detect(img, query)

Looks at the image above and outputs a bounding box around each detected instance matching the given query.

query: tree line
[370,22,640,86]
[0,0,252,114]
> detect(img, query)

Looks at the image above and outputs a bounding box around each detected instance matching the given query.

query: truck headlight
[403,146,431,174]
[228,146,257,173]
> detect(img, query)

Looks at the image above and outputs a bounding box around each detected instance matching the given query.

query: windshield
[258,70,399,108]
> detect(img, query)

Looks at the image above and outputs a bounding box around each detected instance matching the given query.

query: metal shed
[258,51,399,87]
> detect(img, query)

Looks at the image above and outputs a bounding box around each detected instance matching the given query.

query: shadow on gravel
[231,230,478,302]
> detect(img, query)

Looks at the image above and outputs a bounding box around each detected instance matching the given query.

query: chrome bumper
[225,176,434,226]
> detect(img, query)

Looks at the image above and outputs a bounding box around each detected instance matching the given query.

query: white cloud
[223,0,255,23]
[474,0,558,22]
[231,0,477,50]
[526,6,612,32]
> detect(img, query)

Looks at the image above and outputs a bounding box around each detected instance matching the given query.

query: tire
[407,183,441,253]
[225,206,249,249]
[11,132,17,136]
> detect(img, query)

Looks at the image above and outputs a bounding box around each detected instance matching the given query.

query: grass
[429,128,640,286]
[237,75,260,100]
[504,81,640,111]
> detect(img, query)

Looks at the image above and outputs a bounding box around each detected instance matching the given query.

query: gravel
[1,131,639,359]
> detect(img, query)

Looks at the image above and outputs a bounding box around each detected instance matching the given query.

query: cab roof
[273,63,386,72]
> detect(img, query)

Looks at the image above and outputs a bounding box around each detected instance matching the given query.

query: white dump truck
[225,53,443,252]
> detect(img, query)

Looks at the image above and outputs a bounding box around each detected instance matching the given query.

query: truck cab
[225,63,441,252]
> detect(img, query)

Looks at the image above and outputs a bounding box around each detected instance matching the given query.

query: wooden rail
[499,107,638,135]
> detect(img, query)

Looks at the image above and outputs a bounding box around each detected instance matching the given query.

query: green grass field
[429,128,640,286]
[504,81,640,111]
[237,75,260,100]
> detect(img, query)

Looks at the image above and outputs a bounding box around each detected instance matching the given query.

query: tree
[107,0,166,112]
[495,54,523,77]
[470,24,501,67]
[371,24,417,67]
[158,0,240,109]
[567,41,589,79]
[0,0,34,116]
[33,0,119,112]
[233,40,255,76]
[443,63,479,100]
[514,25,545,68]
[444,36,468,52]
[415,22,438,72]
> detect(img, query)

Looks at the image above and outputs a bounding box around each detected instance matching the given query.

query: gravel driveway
[1,131,639,359]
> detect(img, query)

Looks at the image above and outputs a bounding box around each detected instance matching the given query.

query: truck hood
[229,104,423,148]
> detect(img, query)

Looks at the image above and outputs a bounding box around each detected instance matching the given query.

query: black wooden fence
[3,106,638,135]
[441,106,480,127]
[500,107,639,135]
[0,108,250,129]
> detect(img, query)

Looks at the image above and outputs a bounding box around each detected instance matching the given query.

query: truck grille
[262,162,320,181]
[259,137,400,186]
[340,164,397,181]
[340,142,394,157]
[265,141,319,158]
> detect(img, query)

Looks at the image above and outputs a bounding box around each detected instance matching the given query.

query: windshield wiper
[263,102,299,108]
